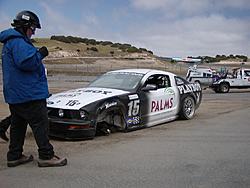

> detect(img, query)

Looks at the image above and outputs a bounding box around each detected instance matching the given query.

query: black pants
[7,100,54,161]
[0,115,11,132]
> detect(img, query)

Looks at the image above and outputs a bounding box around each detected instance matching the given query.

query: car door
[139,74,179,127]
[243,70,250,86]
[203,72,213,85]
[232,70,246,86]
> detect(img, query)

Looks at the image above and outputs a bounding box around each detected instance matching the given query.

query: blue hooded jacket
[0,28,49,104]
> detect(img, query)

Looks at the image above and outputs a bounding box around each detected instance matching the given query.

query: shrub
[87,47,98,52]
[100,41,113,46]
[110,51,114,56]
[127,46,141,53]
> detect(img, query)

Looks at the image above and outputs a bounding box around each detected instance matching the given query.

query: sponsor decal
[151,98,173,112]
[83,89,112,95]
[178,83,201,94]
[128,94,139,100]
[54,93,82,98]
[52,89,112,99]
[127,116,140,126]
[164,88,175,95]
[47,100,54,105]
[105,101,118,109]
[47,99,61,105]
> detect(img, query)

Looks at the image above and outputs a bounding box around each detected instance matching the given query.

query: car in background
[210,68,250,93]
[47,69,202,140]
[186,65,215,86]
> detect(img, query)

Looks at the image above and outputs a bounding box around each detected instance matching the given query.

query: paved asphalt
[0,84,250,188]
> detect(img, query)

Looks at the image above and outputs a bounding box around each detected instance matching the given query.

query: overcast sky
[0,0,249,57]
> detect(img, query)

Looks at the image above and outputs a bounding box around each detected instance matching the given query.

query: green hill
[0,36,154,59]
[32,37,154,59]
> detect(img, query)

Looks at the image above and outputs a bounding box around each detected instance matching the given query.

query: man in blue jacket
[0,10,67,167]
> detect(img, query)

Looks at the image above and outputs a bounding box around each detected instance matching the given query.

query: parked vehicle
[210,68,250,93]
[186,65,215,86]
[47,69,202,140]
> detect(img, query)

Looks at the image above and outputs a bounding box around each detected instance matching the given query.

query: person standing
[0,10,67,167]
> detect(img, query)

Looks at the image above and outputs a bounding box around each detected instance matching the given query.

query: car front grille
[48,108,80,119]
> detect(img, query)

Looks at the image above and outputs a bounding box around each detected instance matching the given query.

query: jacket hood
[0,28,24,43]
[47,87,129,110]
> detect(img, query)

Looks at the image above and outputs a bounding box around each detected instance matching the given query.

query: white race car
[47,69,202,139]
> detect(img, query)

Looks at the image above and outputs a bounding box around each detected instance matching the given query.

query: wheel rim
[222,85,228,92]
[184,98,194,118]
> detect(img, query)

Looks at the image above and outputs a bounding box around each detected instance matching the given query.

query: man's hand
[39,46,49,58]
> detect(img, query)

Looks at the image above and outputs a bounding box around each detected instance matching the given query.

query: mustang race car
[47,69,202,139]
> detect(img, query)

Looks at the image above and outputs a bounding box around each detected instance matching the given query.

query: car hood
[47,87,129,110]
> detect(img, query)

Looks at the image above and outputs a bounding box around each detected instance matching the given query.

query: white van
[186,66,214,86]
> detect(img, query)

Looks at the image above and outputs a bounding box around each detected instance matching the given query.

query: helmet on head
[11,10,41,29]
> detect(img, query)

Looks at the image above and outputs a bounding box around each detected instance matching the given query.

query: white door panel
[145,87,179,126]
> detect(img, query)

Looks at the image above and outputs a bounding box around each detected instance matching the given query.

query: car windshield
[244,70,250,76]
[88,72,144,90]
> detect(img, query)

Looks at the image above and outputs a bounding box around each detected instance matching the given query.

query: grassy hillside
[0,38,188,76]
[32,38,154,58]
[0,37,154,59]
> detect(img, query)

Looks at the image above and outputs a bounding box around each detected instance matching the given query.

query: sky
[0,0,250,57]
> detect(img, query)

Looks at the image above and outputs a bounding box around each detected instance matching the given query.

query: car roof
[108,69,176,76]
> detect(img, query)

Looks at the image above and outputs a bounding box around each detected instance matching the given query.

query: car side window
[175,76,188,86]
[144,74,171,89]
[244,70,250,76]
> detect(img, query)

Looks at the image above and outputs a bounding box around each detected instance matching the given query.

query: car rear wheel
[219,83,229,93]
[179,96,195,120]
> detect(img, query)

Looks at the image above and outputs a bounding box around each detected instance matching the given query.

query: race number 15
[128,100,140,116]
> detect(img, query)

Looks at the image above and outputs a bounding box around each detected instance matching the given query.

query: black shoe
[0,131,9,142]
[7,155,34,167]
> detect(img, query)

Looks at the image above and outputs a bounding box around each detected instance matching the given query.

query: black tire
[219,83,229,93]
[179,96,195,120]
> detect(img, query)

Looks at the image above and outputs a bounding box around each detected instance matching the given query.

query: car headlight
[79,110,86,119]
[58,109,64,117]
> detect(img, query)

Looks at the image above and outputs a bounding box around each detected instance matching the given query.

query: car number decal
[127,94,141,127]
[128,100,140,116]
[65,100,81,106]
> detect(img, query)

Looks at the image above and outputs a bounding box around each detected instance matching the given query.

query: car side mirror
[141,84,157,91]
